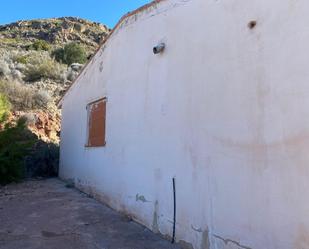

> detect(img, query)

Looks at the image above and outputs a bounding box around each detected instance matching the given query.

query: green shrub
[30,40,51,51]
[0,93,10,123]
[0,118,36,185]
[52,42,87,65]
[0,81,51,111]
[54,20,63,28]
[24,141,59,178]
[0,118,60,185]
[21,113,36,126]
[24,56,66,82]
[13,55,29,64]
[0,38,21,45]
[51,48,64,64]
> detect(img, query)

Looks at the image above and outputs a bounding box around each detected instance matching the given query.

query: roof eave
[57,0,166,107]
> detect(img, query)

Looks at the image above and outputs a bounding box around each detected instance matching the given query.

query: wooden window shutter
[87,98,106,147]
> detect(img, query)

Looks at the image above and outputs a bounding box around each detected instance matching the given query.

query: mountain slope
[0,17,110,51]
[0,17,111,143]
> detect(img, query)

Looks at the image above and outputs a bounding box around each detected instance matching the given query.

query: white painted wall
[60,0,309,248]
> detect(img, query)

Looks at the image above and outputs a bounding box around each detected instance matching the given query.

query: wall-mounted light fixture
[153,43,166,54]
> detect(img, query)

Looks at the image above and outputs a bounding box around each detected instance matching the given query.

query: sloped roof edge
[58,0,166,107]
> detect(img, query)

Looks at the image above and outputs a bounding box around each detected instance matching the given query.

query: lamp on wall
[153,43,166,54]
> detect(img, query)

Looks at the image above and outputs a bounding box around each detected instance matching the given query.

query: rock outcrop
[0,17,110,52]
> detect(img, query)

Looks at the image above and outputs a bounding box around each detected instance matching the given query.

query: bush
[52,48,64,64]
[13,55,29,64]
[52,42,87,65]
[66,63,83,81]
[30,40,51,51]
[20,113,36,126]
[33,90,51,108]
[0,81,51,111]
[0,60,10,77]
[0,94,10,123]
[24,55,66,82]
[0,118,36,185]
[0,81,35,110]
[24,141,59,178]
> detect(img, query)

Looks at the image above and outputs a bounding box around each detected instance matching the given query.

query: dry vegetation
[0,17,110,184]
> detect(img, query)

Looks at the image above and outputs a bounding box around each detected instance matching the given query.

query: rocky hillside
[0,17,110,51]
[0,17,110,143]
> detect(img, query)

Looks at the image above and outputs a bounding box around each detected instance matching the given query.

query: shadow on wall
[0,118,59,186]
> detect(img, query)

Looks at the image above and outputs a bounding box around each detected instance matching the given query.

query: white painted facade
[60,0,309,248]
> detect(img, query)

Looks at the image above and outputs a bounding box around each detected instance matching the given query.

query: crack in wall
[191,225,203,233]
[213,234,252,249]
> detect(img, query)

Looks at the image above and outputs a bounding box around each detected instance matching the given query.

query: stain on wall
[136,194,150,203]
[201,229,210,249]
[294,224,309,249]
[152,200,159,233]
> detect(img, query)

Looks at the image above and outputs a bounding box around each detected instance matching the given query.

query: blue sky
[0,0,151,28]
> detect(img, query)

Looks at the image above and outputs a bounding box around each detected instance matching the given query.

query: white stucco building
[59,0,309,248]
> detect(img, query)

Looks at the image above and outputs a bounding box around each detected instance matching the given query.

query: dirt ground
[0,178,181,249]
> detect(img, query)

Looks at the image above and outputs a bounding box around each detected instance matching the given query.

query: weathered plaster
[136,194,150,203]
[213,235,252,249]
[60,0,309,248]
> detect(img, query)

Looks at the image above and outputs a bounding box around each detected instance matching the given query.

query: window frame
[85,97,107,148]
